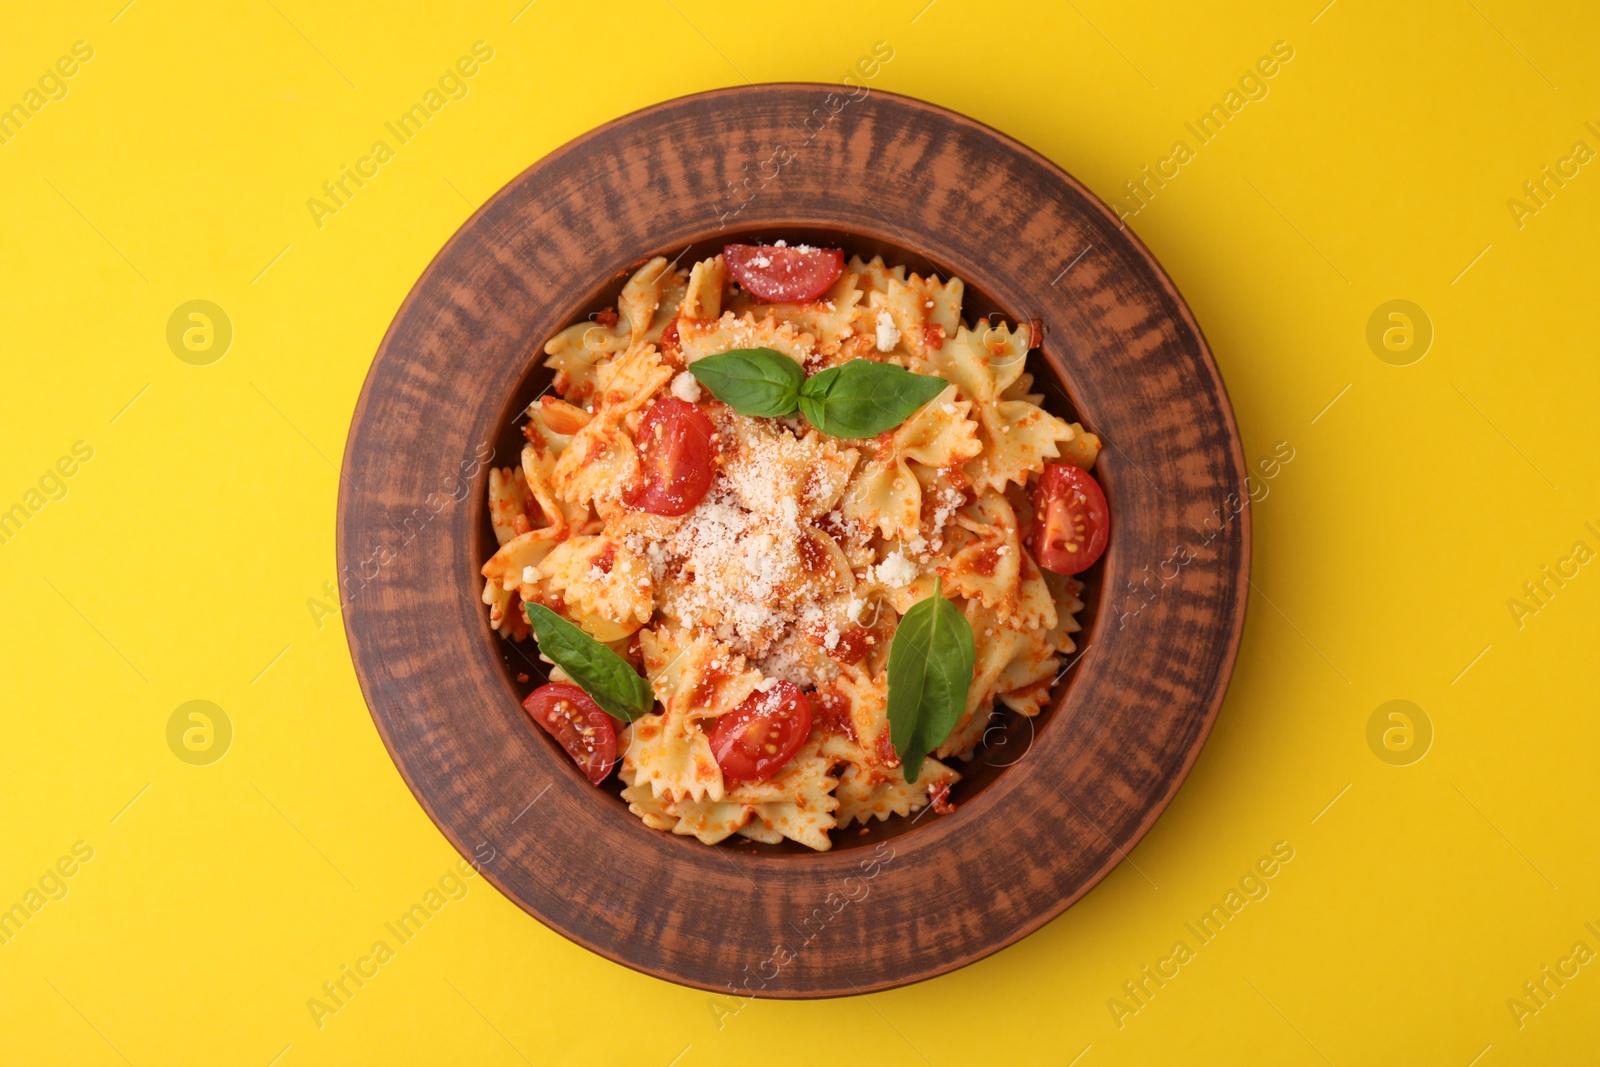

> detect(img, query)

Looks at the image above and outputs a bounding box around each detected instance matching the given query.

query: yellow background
[3,0,1596,1063]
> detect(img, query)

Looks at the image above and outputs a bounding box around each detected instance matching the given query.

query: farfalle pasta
[480,245,1105,851]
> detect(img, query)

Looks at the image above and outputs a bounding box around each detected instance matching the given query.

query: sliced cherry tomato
[522,683,617,786]
[708,681,813,783]
[1030,463,1110,575]
[626,397,715,516]
[724,244,844,303]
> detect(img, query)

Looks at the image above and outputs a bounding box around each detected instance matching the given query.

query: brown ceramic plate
[338,84,1247,997]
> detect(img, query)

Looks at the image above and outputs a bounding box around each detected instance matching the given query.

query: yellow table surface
[4,1,1597,1063]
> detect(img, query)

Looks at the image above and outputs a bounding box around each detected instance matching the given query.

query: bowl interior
[474,224,1106,855]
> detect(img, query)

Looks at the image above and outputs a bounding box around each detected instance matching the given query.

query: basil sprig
[525,603,653,723]
[798,360,948,439]
[689,348,947,438]
[687,347,805,417]
[885,577,976,782]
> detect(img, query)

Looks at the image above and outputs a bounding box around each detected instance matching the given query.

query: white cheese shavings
[669,371,702,402]
[875,309,900,352]
[873,551,917,589]
[522,566,538,584]
[757,628,840,689]
[643,417,852,658]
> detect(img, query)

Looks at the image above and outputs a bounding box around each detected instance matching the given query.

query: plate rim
[338,82,1249,998]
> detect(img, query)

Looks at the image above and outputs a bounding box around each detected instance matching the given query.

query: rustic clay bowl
[338,84,1248,997]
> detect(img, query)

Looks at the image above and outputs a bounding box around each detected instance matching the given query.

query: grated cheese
[873,550,917,589]
[875,309,900,352]
[640,418,853,659]
[669,371,702,402]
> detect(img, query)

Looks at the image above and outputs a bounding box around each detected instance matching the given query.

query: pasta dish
[479,243,1108,851]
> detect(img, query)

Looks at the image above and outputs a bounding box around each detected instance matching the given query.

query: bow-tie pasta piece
[549,346,668,516]
[846,254,906,297]
[679,255,728,321]
[733,755,841,850]
[877,272,964,361]
[622,740,840,849]
[487,465,535,546]
[678,311,815,368]
[617,256,689,347]
[550,418,639,518]
[939,491,1023,613]
[621,714,726,805]
[594,344,673,422]
[623,630,762,804]
[993,624,1065,718]
[536,535,653,641]
[519,397,593,535]
[830,736,959,828]
[543,255,680,400]
[928,323,1074,493]
[1059,420,1103,470]
[1041,571,1086,657]
[480,528,561,639]
[840,384,981,542]
[1012,551,1060,633]
[726,267,865,362]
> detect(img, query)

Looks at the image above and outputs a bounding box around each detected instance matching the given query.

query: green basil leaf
[524,603,654,723]
[796,359,948,439]
[885,577,976,783]
[688,347,804,418]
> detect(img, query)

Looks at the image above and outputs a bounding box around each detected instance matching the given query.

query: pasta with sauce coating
[479,250,1092,850]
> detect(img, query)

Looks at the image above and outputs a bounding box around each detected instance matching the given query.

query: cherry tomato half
[724,244,844,303]
[522,683,617,786]
[627,397,715,516]
[1030,463,1110,575]
[708,681,813,783]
